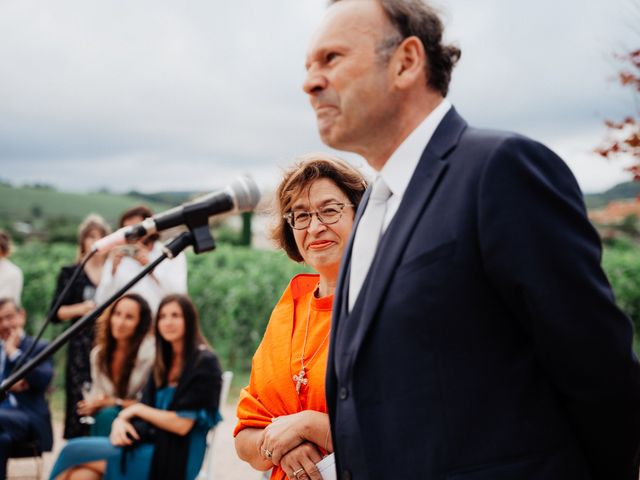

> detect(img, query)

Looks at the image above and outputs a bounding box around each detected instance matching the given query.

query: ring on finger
[263,448,273,458]
[292,468,304,477]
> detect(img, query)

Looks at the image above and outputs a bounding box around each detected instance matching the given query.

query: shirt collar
[379,98,451,199]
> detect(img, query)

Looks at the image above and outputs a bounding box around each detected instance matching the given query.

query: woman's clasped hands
[258,412,323,479]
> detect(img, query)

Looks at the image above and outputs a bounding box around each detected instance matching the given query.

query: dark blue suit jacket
[327,108,640,480]
[3,335,54,451]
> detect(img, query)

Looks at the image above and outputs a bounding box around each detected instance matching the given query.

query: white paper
[315,453,337,480]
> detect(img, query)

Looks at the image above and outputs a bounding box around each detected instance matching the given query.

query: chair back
[7,440,43,480]
[195,371,233,480]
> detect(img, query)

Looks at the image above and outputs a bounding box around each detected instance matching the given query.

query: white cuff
[8,349,22,362]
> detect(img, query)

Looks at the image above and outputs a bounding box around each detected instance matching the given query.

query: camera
[116,245,139,257]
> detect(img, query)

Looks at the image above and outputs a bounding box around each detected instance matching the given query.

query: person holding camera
[94,205,187,316]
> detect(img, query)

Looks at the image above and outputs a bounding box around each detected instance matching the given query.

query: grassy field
[0,184,174,226]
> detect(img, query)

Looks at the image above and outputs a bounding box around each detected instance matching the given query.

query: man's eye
[326,52,338,63]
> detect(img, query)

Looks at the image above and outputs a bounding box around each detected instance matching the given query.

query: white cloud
[0,0,637,193]
[549,131,635,193]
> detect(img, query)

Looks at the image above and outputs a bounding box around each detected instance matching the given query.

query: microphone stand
[0,229,206,400]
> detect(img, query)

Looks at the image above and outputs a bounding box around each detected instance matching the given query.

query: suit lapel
[346,107,467,363]
[19,335,30,351]
[0,344,6,381]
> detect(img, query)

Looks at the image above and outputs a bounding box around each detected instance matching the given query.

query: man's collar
[379,98,451,198]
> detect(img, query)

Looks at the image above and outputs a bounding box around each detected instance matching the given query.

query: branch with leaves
[596,49,640,180]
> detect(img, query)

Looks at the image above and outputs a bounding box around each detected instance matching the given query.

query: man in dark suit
[302,1,640,479]
[0,297,53,479]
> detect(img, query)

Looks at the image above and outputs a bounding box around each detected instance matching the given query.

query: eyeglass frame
[283,202,354,230]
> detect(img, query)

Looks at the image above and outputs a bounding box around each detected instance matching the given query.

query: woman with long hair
[51,213,111,439]
[49,294,222,480]
[76,293,154,436]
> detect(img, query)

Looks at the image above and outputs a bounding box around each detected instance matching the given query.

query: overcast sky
[0,0,637,195]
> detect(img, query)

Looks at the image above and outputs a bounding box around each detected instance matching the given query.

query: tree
[595,48,640,180]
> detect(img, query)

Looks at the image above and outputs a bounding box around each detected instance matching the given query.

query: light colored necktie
[349,176,392,310]
[0,343,5,382]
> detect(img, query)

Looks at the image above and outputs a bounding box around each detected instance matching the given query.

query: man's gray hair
[0,297,21,312]
[330,0,461,96]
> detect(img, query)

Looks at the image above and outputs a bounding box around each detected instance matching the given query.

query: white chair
[196,370,233,480]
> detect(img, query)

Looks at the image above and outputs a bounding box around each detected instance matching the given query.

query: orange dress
[234,274,333,480]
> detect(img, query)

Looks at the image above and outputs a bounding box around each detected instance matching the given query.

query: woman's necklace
[293,285,330,395]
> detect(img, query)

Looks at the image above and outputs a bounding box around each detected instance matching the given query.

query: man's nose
[303,68,328,96]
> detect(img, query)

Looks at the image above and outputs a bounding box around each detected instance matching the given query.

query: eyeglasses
[284,202,354,230]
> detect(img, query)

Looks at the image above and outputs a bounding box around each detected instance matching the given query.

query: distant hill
[584,182,640,209]
[3,180,637,230]
[0,184,251,245]
[126,190,195,206]
[0,184,177,228]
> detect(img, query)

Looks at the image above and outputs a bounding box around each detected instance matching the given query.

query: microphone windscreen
[231,175,261,212]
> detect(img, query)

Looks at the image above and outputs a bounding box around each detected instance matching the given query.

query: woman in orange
[234,154,367,480]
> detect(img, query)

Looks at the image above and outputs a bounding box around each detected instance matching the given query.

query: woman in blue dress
[50,293,223,480]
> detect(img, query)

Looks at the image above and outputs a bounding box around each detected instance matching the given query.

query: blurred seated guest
[234,154,367,480]
[95,205,187,315]
[76,293,154,437]
[0,230,23,306]
[52,214,111,439]
[49,294,222,480]
[0,298,53,480]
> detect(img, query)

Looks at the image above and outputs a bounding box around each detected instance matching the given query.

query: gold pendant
[293,368,308,394]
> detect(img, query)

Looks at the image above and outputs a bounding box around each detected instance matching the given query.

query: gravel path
[8,403,264,480]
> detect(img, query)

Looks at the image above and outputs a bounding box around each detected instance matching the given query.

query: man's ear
[15,308,26,329]
[391,36,427,89]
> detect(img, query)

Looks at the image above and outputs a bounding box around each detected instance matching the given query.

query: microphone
[92,175,261,253]
[92,226,133,253]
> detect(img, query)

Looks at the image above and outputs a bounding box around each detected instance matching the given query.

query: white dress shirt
[378,99,451,232]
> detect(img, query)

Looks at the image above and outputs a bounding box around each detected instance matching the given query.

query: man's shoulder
[20,335,49,352]
[435,108,544,161]
[453,125,556,168]
[461,125,532,148]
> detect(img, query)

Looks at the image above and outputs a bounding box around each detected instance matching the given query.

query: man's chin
[318,126,347,151]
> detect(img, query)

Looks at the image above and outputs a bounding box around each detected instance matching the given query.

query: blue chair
[195,371,233,480]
